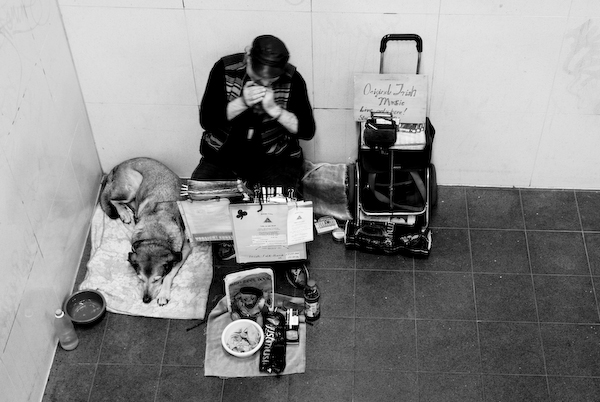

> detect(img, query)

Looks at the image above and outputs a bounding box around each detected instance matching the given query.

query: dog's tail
[99,172,120,219]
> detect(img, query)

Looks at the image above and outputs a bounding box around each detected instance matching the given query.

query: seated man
[192,35,316,287]
[192,34,315,191]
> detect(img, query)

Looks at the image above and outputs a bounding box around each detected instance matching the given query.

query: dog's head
[128,240,182,303]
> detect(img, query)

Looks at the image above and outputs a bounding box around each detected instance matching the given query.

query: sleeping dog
[100,157,191,305]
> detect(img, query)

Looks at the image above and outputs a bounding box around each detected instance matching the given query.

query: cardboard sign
[354,73,428,122]
[228,202,312,263]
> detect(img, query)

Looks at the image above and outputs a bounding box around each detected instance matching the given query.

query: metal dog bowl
[63,289,106,325]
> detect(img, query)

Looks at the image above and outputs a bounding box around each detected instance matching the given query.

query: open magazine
[224,267,275,322]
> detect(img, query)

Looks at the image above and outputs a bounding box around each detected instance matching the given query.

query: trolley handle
[380,34,423,53]
[379,34,423,74]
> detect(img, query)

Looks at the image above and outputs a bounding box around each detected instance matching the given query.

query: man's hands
[242,81,266,107]
[261,87,282,118]
[242,82,282,118]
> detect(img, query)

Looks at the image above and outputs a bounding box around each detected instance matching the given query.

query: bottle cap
[306,279,316,287]
[55,309,64,318]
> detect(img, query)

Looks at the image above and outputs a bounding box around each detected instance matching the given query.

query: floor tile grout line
[347,367,600,378]
[432,223,600,234]
[349,316,600,326]
[416,268,596,277]
[152,318,172,402]
[411,253,419,400]
[464,187,487,402]
[518,188,552,397]
[574,190,600,324]
[86,310,111,402]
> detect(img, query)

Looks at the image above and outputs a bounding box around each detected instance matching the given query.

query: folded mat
[205,294,306,377]
[79,205,213,320]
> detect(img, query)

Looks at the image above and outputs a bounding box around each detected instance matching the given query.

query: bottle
[54,309,79,351]
[303,279,321,322]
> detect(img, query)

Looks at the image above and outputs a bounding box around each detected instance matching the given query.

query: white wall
[58,0,600,189]
[0,0,102,400]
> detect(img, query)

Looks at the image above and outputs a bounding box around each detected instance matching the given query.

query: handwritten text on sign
[354,74,428,122]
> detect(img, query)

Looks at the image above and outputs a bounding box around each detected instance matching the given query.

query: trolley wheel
[347,162,357,218]
[429,164,438,208]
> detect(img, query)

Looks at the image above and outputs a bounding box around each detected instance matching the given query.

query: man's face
[246,58,281,87]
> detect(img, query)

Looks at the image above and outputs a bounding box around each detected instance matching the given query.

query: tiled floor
[43,186,600,402]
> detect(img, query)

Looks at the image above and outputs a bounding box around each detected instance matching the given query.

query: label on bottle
[304,300,320,320]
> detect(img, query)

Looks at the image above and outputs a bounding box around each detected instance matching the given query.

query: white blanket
[79,205,213,320]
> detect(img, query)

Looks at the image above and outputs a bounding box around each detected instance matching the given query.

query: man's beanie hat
[250,35,289,77]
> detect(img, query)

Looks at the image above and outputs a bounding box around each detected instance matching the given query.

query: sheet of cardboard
[229,203,310,263]
[354,73,428,123]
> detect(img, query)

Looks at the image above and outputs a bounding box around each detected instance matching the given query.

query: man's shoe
[217,242,236,261]
[285,263,310,289]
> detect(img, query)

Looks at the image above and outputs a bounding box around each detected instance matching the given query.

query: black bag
[344,220,432,257]
[360,117,435,171]
[361,169,427,213]
[363,112,397,148]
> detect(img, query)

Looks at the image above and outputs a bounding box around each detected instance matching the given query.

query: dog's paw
[156,290,171,306]
[118,208,134,224]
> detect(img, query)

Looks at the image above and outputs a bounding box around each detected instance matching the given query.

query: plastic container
[332,227,345,242]
[303,279,321,322]
[54,309,79,351]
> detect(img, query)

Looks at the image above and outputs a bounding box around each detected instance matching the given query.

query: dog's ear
[168,251,183,263]
[128,252,139,269]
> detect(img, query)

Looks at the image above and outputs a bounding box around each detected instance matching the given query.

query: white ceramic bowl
[221,319,264,358]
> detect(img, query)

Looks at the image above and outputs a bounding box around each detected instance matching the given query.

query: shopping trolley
[345,34,437,256]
